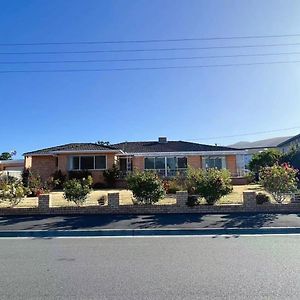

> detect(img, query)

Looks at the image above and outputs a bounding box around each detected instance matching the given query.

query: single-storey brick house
[24,137,247,184]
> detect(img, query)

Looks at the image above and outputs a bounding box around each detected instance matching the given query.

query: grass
[0,184,283,208]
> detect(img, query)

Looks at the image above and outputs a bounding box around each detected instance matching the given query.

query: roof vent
[158,137,167,143]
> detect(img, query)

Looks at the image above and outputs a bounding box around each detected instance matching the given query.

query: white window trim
[69,155,107,171]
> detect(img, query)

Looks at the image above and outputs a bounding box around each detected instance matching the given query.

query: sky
[1,0,300,158]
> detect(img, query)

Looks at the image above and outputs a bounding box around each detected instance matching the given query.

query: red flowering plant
[259,163,298,203]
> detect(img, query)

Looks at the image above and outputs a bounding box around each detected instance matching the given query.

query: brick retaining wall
[0,191,300,216]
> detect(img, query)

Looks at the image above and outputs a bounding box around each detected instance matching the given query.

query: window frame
[202,156,226,170]
[69,155,107,171]
[144,156,188,176]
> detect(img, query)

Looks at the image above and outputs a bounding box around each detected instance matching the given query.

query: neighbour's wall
[280,137,300,153]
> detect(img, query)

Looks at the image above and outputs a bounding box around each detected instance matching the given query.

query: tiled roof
[113,141,237,153]
[24,143,119,155]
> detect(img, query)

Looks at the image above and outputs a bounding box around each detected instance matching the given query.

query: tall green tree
[248,149,282,174]
[0,152,12,160]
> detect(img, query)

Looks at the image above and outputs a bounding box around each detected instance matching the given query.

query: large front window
[69,155,107,170]
[203,156,226,170]
[144,157,187,177]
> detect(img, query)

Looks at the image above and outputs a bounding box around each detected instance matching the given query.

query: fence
[0,191,300,216]
[0,170,22,180]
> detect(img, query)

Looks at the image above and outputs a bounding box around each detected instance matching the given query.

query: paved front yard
[0,184,272,208]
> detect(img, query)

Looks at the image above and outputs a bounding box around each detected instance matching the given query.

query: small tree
[259,163,298,203]
[195,168,233,205]
[63,176,93,206]
[127,171,165,204]
[103,164,120,188]
[0,179,29,207]
[248,149,282,178]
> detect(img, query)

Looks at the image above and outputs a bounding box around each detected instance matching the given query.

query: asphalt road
[1,235,300,299]
[2,213,300,231]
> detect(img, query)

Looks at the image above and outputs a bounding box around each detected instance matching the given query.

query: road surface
[1,235,300,299]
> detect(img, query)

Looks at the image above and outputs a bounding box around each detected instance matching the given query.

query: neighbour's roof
[277,133,300,147]
[24,143,119,156]
[228,136,291,149]
[113,141,237,153]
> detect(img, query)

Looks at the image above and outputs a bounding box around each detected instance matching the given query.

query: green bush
[48,170,66,190]
[0,180,29,207]
[259,163,298,203]
[187,168,233,205]
[248,149,282,179]
[22,169,47,196]
[103,164,120,188]
[256,193,270,205]
[126,171,165,204]
[186,195,200,207]
[63,176,93,206]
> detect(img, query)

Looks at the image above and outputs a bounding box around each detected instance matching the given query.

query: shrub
[186,195,199,207]
[22,168,30,187]
[68,170,92,181]
[163,179,183,194]
[188,168,233,205]
[259,163,298,203]
[186,167,205,194]
[256,193,270,205]
[103,164,120,188]
[0,180,29,207]
[63,176,93,206]
[48,170,66,190]
[23,170,44,197]
[126,171,165,204]
[248,149,282,179]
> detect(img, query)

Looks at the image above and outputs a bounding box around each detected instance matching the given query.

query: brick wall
[1,191,300,216]
[31,156,57,182]
[187,156,202,168]
[132,156,144,170]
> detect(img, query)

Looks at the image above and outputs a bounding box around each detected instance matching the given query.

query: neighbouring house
[0,159,24,179]
[229,136,292,167]
[277,133,300,153]
[23,137,247,185]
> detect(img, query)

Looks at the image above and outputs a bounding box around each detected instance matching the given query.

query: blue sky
[1,0,300,158]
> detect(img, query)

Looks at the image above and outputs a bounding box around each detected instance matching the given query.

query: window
[144,156,187,176]
[177,157,187,169]
[81,156,94,170]
[95,156,106,169]
[69,155,107,170]
[155,157,165,169]
[145,157,155,169]
[72,157,80,170]
[203,156,226,170]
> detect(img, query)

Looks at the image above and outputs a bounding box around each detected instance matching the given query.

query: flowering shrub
[0,180,29,207]
[63,176,93,206]
[259,163,298,203]
[127,171,165,204]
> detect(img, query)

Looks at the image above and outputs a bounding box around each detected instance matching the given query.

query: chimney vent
[158,137,167,143]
